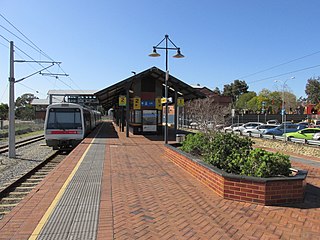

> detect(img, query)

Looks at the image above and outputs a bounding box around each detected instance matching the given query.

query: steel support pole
[126,87,130,137]
[8,41,15,158]
[164,35,169,144]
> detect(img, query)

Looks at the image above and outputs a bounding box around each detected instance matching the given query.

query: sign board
[161,97,167,104]
[141,100,155,107]
[177,97,184,107]
[133,97,141,110]
[231,109,235,117]
[155,98,162,110]
[119,95,126,106]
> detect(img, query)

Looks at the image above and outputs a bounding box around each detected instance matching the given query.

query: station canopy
[95,67,206,109]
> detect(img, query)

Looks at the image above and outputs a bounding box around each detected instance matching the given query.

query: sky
[1,0,320,104]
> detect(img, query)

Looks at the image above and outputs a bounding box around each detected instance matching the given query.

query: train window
[47,108,82,129]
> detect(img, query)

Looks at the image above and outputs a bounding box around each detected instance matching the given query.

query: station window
[130,110,142,124]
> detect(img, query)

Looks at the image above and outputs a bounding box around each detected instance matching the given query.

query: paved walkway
[0,121,320,239]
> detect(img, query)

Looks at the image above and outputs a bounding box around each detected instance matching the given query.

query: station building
[95,67,206,136]
[31,90,99,120]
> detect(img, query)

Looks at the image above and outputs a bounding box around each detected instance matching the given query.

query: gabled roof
[95,67,206,109]
[47,90,97,95]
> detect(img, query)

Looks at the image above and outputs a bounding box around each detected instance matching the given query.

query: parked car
[312,133,320,140]
[234,122,263,132]
[297,122,311,128]
[264,123,306,136]
[284,128,320,140]
[266,119,279,125]
[242,124,278,134]
[223,123,244,132]
[312,132,320,140]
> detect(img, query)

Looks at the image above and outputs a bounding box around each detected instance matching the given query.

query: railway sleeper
[20,182,39,187]
[8,192,28,197]
[35,170,51,174]
[0,197,22,204]
[0,203,17,209]
[25,179,43,183]
[13,186,34,192]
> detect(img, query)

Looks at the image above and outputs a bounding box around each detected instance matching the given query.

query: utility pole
[7,41,64,158]
[8,41,15,158]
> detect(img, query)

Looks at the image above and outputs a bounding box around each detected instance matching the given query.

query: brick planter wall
[164,144,308,205]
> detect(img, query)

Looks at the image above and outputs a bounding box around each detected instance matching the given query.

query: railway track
[0,151,67,220]
[0,135,45,154]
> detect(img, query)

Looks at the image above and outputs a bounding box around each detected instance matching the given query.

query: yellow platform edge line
[29,124,104,240]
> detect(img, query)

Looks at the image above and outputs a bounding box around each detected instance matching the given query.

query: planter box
[164,144,308,205]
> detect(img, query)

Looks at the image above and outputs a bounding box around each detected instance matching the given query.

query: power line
[0,34,10,43]
[0,14,82,92]
[0,83,8,103]
[0,24,45,57]
[237,50,320,79]
[0,13,54,62]
[247,64,320,85]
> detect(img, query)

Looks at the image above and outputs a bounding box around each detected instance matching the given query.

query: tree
[305,77,320,104]
[212,87,221,95]
[0,103,9,119]
[15,93,38,120]
[184,96,230,132]
[235,91,256,110]
[223,79,248,103]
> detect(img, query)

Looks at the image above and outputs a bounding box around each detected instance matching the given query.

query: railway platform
[0,121,320,239]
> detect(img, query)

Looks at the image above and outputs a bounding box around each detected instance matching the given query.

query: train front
[44,104,85,150]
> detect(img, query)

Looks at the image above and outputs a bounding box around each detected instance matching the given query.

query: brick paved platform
[0,121,320,239]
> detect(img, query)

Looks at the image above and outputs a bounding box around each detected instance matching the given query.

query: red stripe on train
[50,130,79,134]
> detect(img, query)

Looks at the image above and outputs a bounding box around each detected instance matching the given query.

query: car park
[242,124,278,134]
[264,123,306,136]
[283,128,320,140]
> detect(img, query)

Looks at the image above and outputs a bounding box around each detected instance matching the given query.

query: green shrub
[181,132,209,156]
[240,148,291,177]
[180,132,292,178]
[203,132,253,174]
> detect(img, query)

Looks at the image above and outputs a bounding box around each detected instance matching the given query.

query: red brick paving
[1,122,320,239]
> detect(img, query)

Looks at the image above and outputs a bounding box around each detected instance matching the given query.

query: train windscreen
[47,108,82,129]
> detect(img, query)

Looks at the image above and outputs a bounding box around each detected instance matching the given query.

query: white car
[266,119,279,125]
[234,122,263,132]
[242,124,278,134]
[313,132,320,140]
[223,123,244,132]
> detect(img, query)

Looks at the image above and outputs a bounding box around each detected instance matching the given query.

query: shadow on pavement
[280,183,320,209]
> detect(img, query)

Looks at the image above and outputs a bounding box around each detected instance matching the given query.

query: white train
[44,103,101,150]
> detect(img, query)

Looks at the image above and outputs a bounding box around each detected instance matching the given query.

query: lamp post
[274,77,295,138]
[149,35,184,144]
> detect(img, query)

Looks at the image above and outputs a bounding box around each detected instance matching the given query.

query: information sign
[119,95,126,106]
[133,97,141,110]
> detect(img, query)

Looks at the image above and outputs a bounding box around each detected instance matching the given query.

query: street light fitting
[172,48,184,58]
[149,48,161,57]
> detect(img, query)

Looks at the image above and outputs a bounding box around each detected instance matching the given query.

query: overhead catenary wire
[0,13,54,62]
[0,13,85,92]
[0,14,84,92]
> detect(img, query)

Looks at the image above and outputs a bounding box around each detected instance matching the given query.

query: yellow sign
[177,97,184,107]
[155,98,162,110]
[161,97,167,104]
[133,97,141,110]
[119,95,126,106]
